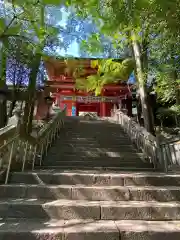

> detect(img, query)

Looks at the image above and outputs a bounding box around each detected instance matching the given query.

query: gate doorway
[77,103,100,116]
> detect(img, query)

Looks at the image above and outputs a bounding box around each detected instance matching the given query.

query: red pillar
[96,102,100,116]
[100,89,107,117]
[106,102,114,116]
[100,102,106,117]
[76,102,79,116]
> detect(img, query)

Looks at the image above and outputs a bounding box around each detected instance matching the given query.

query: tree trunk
[173,70,180,127]
[22,3,45,135]
[9,81,22,117]
[0,44,8,129]
[0,100,7,128]
[136,95,142,125]
[22,53,41,135]
[175,81,180,107]
[132,37,155,135]
[8,100,16,117]
[20,101,23,110]
[176,90,180,105]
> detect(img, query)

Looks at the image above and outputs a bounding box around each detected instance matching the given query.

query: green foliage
[0,1,58,50]
[0,18,6,33]
[0,0,61,130]
[156,108,175,121]
[155,71,179,103]
[75,58,135,95]
[156,105,180,128]
[81,34,104,56]
[0,0,60,81]
[170,105,180,116]
[70,0,180,116]
[97,58,135,78]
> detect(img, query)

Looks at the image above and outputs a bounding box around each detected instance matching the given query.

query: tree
[63,0,157,133]
[7,38,31,117]
[0,1,34,128]
[75,58,135,95]
[147,3,180,126]
[0,43,8,128]
[0,0,59,131]
[62,0,180,134]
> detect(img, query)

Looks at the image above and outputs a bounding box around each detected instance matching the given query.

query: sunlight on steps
[0,118,180,239]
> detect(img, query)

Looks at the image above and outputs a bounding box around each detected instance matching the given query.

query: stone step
[62,137,130,141]
[65,131,125,134]
[43,162,152,169]
[0,199,180,220]
[1,184,180,202]
[51,146,138,152]
[58,142,135,147]
[0,219,180,240]
[44,160,148,165]
[63,135,128,138]
[42,162,153,169]
[41,161,153,171]
[10,171,180,186]
[60,142,133,147]
[47,153,143,159]
[44,157,152,164]
[63,135,128,139]
[54,149,138,154]
[40,166,155,171]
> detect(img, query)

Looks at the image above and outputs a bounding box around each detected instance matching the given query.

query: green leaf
[0,18,6,34]
[6,24,21,35]
[91,60,99,68]
[42,0,62,4]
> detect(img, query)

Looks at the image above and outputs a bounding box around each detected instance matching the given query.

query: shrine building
[43,57,133,117]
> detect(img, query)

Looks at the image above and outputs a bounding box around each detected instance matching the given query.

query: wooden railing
[111,109,180,172]
[0,108,66,184]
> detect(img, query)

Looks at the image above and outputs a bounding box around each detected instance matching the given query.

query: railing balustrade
[111,109,180,172]
[0,108,66,184]
[160,140,180,171]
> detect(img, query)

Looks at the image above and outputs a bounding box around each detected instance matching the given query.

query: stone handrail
[160,139,180,171]
[0,125,16,147]
[110,109,180,172]
[110,109,159,169]
[0,108,66,184]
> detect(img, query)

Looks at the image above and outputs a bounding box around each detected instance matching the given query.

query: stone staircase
[0,117,180,239]
[42,117,154,171]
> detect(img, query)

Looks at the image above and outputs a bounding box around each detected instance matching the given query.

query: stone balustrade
[111,109,180,172]
[0,108,66,183]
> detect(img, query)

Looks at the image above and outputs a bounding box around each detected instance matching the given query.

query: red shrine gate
[44,58,133,117]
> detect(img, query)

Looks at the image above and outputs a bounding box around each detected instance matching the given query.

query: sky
[56,9,79,57]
